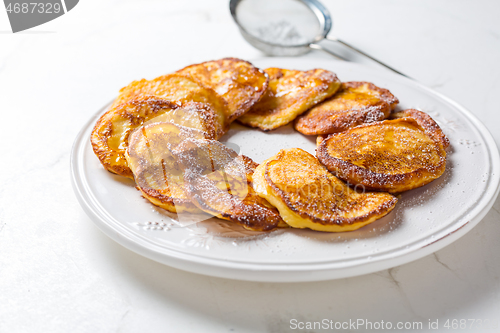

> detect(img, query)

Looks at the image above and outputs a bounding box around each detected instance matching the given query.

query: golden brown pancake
[176,58,269,122]
[111,73,228,136]
[294,81,398,135]
[125,122,210,213]
[91,98,218,178]
[237,68,341,131]
[317,118,447,193]
[389,109,449,149]
[172,138,284,231]
[253,148,397,232]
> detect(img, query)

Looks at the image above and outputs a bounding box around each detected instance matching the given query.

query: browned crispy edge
[90,97,181,178]
[177,57,269,122]
[390,109,450,149]
[180,154,283,231]
[316,119,447,193]
[169,139,282,231]
[295,103,389,136]
[136,182,200,214]
[186,184,282,231]
[316,135,327,146]
[345,81,399,110]
[263,153,397,226]
[294,81,399,136]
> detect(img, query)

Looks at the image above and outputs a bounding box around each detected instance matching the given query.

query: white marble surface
[1,0,499,332]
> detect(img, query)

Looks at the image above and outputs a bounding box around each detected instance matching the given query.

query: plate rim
[71,58,500,282]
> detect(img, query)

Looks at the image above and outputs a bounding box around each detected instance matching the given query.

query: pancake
[237,68,341,131]
[111,73,228,136]
[172,138,284,231]
[91,98,218,178]
[176,58,269,122]
[252,148,397,232]
[125,122,210,213]
[317,118,447,193]
[294,81,398,135]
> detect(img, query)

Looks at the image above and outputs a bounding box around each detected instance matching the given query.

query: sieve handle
[326,36,411,78]
[309,43,348,61]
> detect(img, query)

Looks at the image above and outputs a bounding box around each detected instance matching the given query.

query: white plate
[71,58,500,282]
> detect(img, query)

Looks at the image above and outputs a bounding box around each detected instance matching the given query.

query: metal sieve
[230,0,408,77]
